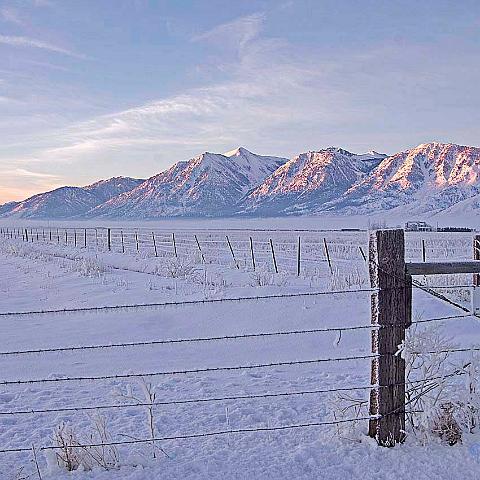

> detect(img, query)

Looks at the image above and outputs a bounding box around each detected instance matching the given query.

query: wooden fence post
[194,235,205,264]
[107,228,111,251]
[323,238,333,274]
[172,233,177,258]
[297,236,301,276]
[226,235,239,269]
[152,232,158,257]
[474,235,480,286]
[121,230,125,254]
[249,237,256,271]
[269,239,278,274]
[368,228,410,447]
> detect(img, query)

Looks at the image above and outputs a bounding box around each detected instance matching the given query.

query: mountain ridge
[2,142,480,219]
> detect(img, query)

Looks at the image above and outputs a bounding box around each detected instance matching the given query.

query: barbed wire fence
[0,227,479,470]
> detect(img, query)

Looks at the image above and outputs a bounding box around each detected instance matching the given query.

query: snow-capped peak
[224,146,253,157]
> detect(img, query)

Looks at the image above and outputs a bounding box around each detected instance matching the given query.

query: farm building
[405,221,434,232]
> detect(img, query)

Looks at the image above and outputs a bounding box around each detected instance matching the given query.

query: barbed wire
[0,354,378,386]
[0,373,456,418]
[0,385,376,416]
[2,412,431,455]
[0,288,378,318]
[0,417,374,454]
[0,313,472,357]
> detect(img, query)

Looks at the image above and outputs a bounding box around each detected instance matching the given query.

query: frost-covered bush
[399,323,480,445]
[163,255,196,279]
[47,416,119,473]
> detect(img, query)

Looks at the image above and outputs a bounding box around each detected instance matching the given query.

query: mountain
[3,143,480,220]
[238,148,386,216]
[324,143,480,215]
[84,177,144,203]
[89,147,287,218]
[0,176,143,219]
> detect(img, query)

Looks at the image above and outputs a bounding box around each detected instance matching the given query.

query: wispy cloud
[10,168,59,179]
[193,12,265,55]
[0,34,85,59]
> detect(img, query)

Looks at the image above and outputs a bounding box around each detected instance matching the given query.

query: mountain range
[1,142,479,219]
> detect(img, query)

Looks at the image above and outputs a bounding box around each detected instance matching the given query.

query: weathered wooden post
[121,230,125,254]
[107,228,111,251]
[368,229,411,447]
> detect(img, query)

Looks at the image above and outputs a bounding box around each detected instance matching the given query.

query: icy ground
[1,230,480,479]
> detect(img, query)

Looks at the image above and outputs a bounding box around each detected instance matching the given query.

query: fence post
[152,232,158,257]
[297,236,301,276]
[226,235,239,269]
[474,235,480,286]
[368,228,410,447]
[172,233,177,258]
[249,237,256,271]
[323,238,333,274]
[107,228,111,251]
[269,239,278,274]
[194,234,205,264]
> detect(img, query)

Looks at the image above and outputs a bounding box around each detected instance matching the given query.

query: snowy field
[1,221,480,479]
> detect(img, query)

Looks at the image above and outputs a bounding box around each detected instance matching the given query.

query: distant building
[405,221,434,232]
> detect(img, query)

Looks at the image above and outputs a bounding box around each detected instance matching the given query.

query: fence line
[0,372,455,419]
[0,287,378,317]
[0,415,384,455]
[0,312,472,357]
[0,354,379,386]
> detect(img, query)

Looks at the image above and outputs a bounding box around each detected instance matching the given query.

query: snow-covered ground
[1,223,480,479]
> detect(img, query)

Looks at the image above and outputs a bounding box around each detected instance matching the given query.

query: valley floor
[1,231,480,479]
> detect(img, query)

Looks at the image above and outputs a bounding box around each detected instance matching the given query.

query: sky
[0,0,479,203]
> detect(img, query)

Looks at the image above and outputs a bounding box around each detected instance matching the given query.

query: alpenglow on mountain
[1,142,480,219]
[0,177,144,219]
[88,147,287,218]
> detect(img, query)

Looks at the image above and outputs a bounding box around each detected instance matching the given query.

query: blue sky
[1,0,479,203]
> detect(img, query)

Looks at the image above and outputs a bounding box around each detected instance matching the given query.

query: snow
[3,143,480,221]
[1,223,480,478]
